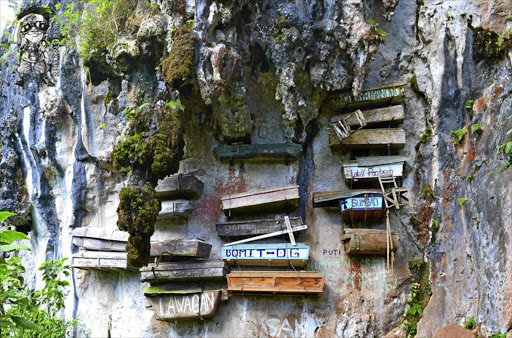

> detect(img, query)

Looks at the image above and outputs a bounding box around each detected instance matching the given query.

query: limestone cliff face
[0,0,511,337]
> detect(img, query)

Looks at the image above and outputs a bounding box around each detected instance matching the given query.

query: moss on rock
[161,25,197,89]
[112,133,151,169]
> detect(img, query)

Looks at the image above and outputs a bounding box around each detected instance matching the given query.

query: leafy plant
[99,123,106,130]
[419,126,433,143]
[368,18,388,37]
[165,100,185,112]
[451,128,467,143]
[489,333,508,338]
[420,184,435,200]
[465,317,476,329]
[457,198,468,207]
[465,99,475,110]
[403,321,417,337]
[406,303,423,316]
[471,124,482,135]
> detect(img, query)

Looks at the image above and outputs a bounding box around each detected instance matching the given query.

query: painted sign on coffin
[222,245,309,260]
[342,162,404,180]
[150,291,221,320]
[339,196,383,212]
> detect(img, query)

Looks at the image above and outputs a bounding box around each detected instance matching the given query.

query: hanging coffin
[155,174,204,200]
[216,217,304,240]
[71,250,135,271]
[328,83,407,111]
[342,156,407,182]
[222,244,309,267]
[140,260,229,283]
[313,189,382,208]
[339,192,386,223]
[156,200,194,220]
[150,239,212,259]
[72,227,128,252]
[221,185,300,215]
[227,271,325,295]
[330,105,405,128]
[342,228,400,255]
[214,144,302,162]
[329,128,406,150]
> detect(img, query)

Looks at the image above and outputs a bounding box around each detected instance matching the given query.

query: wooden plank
[72,227,129,242]
[155,174,204,200]
[150,239,212,258]
[147,290,221,321]
[342,228,400,255]
[140,260,228,283]
[214,144,302,162]
[73,237,126,252]
[342,159,405,181]
[223,225,308,246]
[331,105,404,126]
[216,217,303,239]
[71,250,134,271]
[227,271,324,295]
[313,189,382,208]
[221,185,300,215]
[328,83,407,111]
[329,128,406,149]
[157,200,194,220]
[222,244,309,267]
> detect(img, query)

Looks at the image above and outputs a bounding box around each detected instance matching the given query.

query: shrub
[465,317,476,330]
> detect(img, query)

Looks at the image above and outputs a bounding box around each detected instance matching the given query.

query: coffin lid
[354,155,409,167]
[313,189,383,205]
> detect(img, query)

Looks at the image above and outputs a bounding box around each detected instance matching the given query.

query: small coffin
[140,260,229,283]
[330,105,405,127]
[214,144,302,162]
[156,174,204,200]
[328,83,407,111]
[222,244,309,267]
[339,192,386,223]
[313,189,382,208]
[227,271,324,295]
[150,239,212,259]
[71,250,135,271]
[157,200,194,220]
[216,217,303,240]
[221,185,300,215]
[72,227,128,252]
[342,228,400,255]
[342,156,407,181]
[329,128,406,149]
[145,289,221,321]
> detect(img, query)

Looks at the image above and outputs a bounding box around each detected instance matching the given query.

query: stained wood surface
[221,185,300,215]
[328,83,407,111]
[342,160,405,181]
[157,200,194,220]
[72,227,129,241]
[222,244,309,267]
[214,144,302,162]
[227,271,324,295]
[329,128,406,149]
[339,193,386,223]
[155,174,204,200]
[330,105,404,126]
[71,250,134,271]
[342,228,400,255]
[140,260,229,283]
[150,239,212,258]
[73,237,127,252]
[313,189,383,208]
[148,291,221,321]
[216,217,303,239]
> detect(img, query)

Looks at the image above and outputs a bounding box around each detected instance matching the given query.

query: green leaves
[451,128,467,143]
[0,229,28,244]
[471,124,482,135]
[165,100,185,112]
[465,99,475,110]
[11,316,41,331]
[457,198,468,207]
[406,303,423,316]
[0,244,31,252]
[0,211,16,223]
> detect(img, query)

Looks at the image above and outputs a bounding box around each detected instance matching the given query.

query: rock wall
[0,0,511,337]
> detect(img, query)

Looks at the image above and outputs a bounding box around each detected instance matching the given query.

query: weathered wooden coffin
[227,271,325,295]
[145,289,222,321]
[342,228,400,255]
[216,217,304,240]
[214,144,302,162]
[329,128,406,149]
[140,260,229,283]
[339,193,386,223]
[150,239,211,259]
[342,156,407,181]
[328,83,407,111]
[157,200,194,220]
[155,174,204,200]
[72,227,128,252]
[222,244,309,267]
[313,189,382,208]
[71,250,135,271]
[331,105,405,128]
[221,185,300,215]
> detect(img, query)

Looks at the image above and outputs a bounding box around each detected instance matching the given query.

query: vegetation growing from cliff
[161,23,197,89]
[117,185,161,267]
[403,259,432,337]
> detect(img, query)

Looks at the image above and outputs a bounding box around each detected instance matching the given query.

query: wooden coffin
[155,174,204,200]
[330,105,405,127]
[227,271,324,295]
[339,193,386,223]
[214,144,302,162]
[145,289,221,321]
[222,244,309,267]
[342,156,407,181]
[313,189,382,208]
[221,185,300,215]
[157,200,194,220]
[71,250,135,271]
[342,228,400,255]
[328,83,407,111]
[329,128,406,149]
[72,227,128,252]
[140,260,229,283]
[150,239,211,259]
[216,217,304,240]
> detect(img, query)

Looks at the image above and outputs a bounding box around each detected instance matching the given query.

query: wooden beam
[329,128,406,149]
[227,271,324,295]
[221,185,300,215]
[223,225,307,246]
[140,260,228,283]
[216,217,303,240]
[328,83,407,111]
[331,105,404,127]
[155,174,204,200]
[71,251,135,271]
[150,239,212,258]
[157,200,194,220]
[313,189,383,208]
[342,228,400,255]
[214,144,302,162]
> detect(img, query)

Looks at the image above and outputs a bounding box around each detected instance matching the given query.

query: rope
[289,259,308,294]
[386,210,394,279]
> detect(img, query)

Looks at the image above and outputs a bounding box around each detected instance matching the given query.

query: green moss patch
[161,25,197,89]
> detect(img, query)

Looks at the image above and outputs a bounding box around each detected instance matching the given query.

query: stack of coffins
[155,173,204,220]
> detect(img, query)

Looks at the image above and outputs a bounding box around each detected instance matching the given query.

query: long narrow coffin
[71,250,135,271]
[313,189,382,208]
[216,217,303,240]
[72,227,128,252]
[150,239,211,259]
[214,144,302,162]
[221,185,300,215]
[157,200,194,219]
[145,289,221,321]
[227,271,324,295]
[328,83,407,111]
[342,156,407,181]
[342,228,400,255]
[331,105,405,127]
[140,260,229,283]
[156,174,204,200]
[222,244,309,267]
[339,192,386,223]
[329,128,406,149]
